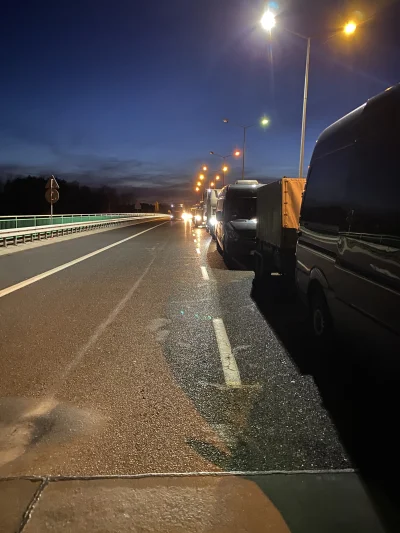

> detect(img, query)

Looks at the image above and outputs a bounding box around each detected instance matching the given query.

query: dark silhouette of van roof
[311,83,400,162]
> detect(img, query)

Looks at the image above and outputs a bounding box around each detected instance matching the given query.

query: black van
[296,84,400,352]
[215,182,260,265]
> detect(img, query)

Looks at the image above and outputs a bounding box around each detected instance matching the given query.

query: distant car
[215,182,260,265]
[296,83,400,352]
[170,209,184,221]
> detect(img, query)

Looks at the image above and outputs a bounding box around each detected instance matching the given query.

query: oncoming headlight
[195,215,201,221]
[209,216,216,226]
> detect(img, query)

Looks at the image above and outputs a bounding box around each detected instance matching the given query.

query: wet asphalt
[0,219,398,488]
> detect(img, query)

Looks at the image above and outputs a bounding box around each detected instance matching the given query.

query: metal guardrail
[0,213,167,247]
[0,213,154,230]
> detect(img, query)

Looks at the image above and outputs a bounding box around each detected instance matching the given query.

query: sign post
[45,175,60,221]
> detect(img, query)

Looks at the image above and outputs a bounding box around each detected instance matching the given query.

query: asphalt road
[0,218,399,529]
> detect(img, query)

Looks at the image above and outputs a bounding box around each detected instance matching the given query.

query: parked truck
[203,188,221,237]
[191,203,204,227]
[253,177,305,283]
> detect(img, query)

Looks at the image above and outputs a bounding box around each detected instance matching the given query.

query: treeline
[0,176,167,215]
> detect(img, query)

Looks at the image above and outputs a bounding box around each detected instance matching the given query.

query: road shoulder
[1,472,388,533]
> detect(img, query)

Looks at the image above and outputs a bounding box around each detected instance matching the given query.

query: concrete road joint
[17,478,48,533]
[1,468,356,484]
[9,469,357,531]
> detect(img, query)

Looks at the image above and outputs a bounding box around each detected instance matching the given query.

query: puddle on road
[0,397,104,467]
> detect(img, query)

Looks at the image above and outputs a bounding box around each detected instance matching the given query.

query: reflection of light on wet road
[201,266,209,280]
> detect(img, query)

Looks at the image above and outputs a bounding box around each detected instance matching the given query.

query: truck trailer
[253,177,305,282]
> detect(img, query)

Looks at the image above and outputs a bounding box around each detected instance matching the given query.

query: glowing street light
[223,119,267,179]
[210,151,239,186]
[210,182,215,188]
[202,166,208,171]
[199,174,204,180]
[344,21,357,35]
[195,187,200,192]
[261,117,270,126]
[197,181,201,187]
[215,175,220,181]
[260,11,276,31]
[261,13,356,178]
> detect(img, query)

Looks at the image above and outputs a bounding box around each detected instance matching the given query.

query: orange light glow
[344,21,357,35]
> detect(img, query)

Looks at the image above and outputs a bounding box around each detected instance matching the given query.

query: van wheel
[309,285,333,342]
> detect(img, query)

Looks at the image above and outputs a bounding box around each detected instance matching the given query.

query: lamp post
[261,11,357,178]
[209,151,240,186]
[222,119,269,179]
[222,121,253,179]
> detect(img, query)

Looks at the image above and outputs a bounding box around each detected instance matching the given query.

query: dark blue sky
[1,0,399,201]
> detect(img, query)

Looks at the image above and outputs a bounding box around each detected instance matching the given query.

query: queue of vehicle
[185,83,399,352]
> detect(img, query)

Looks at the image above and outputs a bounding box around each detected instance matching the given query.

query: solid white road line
[200,266,209,281]
[212,318,242,388]
[0,221,167,299]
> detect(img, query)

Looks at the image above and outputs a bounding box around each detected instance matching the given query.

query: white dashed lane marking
[200,266,209,281]
[212,318,242,388]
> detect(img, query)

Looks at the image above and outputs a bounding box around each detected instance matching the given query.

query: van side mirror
[216,211,223,222]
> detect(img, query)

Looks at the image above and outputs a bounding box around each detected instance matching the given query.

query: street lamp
[195,187,200,192]
[222,120,255,179]
[210,182,215,188]
[197,181,201,187]
[260,10,276,31]
[202,166,208,171]
[262,13,356,178]
[199,174,204,180]
[210,151,239,186]
[344,21,357,35]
